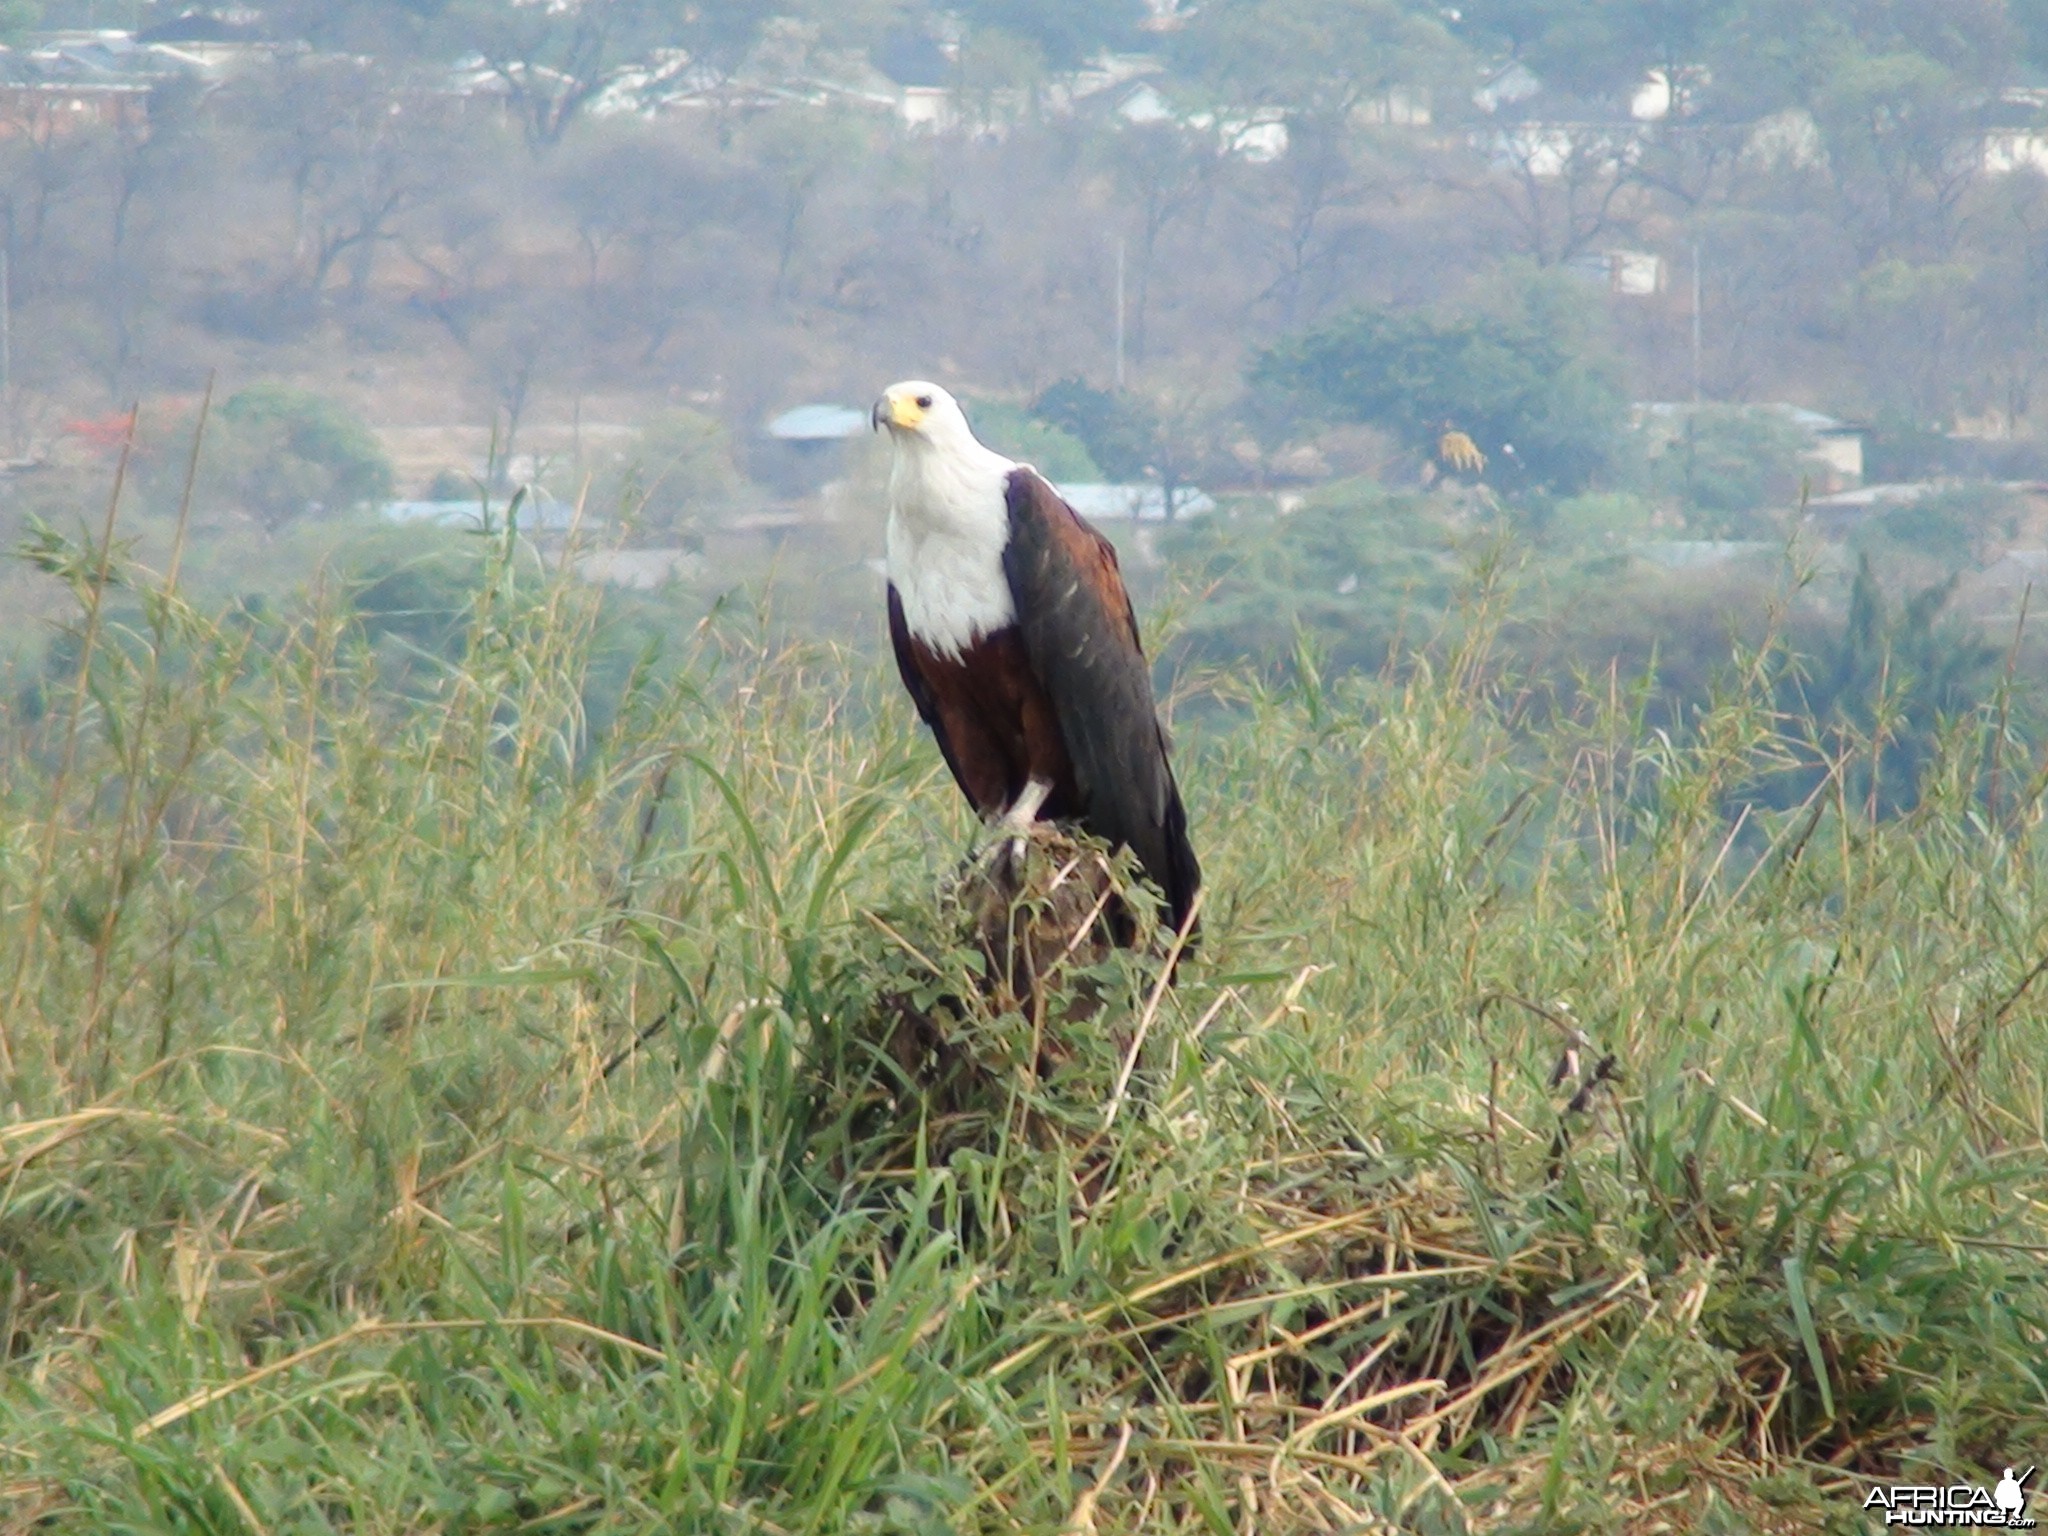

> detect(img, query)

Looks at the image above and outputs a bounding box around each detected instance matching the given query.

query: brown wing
[890,582,989,810]
[1000,467,1201,933]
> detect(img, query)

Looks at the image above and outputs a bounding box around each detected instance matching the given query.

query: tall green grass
[2,493,2044,1533]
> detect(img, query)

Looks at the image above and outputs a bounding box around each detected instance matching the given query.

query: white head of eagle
[872,377,1203,941]
[874,380,1019,661]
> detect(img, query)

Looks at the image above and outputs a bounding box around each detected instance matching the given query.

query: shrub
[960,397,1102,481]
[1547,491,1657,549]
[1251,266,1628,493]
[1159,478,1466,674]
[157,385,396,532]
[1030,378,1159,481]
[423,468,478,502]
[602,409,742,536]
[1855,483,2022,569]
[1646,405,1810,535]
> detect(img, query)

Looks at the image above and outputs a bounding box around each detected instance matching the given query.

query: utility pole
[1114,237,1126,391]
[1682,242,1703,506]
[1690,241,1702,404]
[1,247,12,459]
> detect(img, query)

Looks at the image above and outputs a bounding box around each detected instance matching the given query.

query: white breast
[885,444,1018,659]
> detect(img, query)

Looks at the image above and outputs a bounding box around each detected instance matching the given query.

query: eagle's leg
[998,778,1053,839]
[976,778,1053,869]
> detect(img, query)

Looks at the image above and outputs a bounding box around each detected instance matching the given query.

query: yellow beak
[878,393,926,431]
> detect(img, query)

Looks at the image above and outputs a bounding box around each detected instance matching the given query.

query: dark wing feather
[888,583,975,805]
[1001,467,1201,932]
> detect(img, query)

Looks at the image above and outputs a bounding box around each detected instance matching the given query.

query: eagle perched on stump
[874,380,1201,939]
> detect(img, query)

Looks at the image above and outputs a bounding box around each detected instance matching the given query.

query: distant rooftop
[767,404,871,441]
[1634,401,1868,435]
[1058,483,1213,522]
[135,8,267,45]
[383,493,577,533]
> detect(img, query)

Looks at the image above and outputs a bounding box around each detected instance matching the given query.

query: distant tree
[1688,0,1853,118]
[400,158,515,331]
[0,1,38,44]
[1849,258,1974,421]
[439,294,558,480]
[1027,376,1227,516]
[1171,0,1463,120]
[425,0,687,153]
[1238,113,1380,325]
[1784,554,2003,815]
[166,386,396,532]
[1645,406,1809,536]
[1856,483,2022,570]
[1810,50,1986,262]
[1092,122,1220,364]
[738,110,869,301]
[954,0,1142,70]
[0,103,99,300]
[1170,0,1464,323]
[1252,266,1627,491]
[1031,379,1158,482]
[1953,178,2048,434]
[1479,121,1642,266]
[952,26,1047,130]
[1138,371,1241,518]
[260,0,446,52]
[676,0,781,79]
[599,409,742,534]
[961,399,1102,481]
[1459,0,1739,100]
[1680,205,1846,401]
[424,467,477,501]
[213,58,437,312]
[1158,479,1464,674]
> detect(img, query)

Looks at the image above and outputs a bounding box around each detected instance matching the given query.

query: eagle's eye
[915,394,933,409]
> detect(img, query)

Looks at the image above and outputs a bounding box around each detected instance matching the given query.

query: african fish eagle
[874,380,1201,937]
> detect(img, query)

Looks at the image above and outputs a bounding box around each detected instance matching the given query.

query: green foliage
[1158,480,1468,674]
[2017,0,2048,71]
[1168,0,1463,116]
[959,398,1101,480]
[602,409,742,535]
[1865,410,1955,482]
[1252,268,1628,493]
[3,474,2046,1529]
[1453,0,2010,114]
[1546,490,1656,549]
[1779,555,2006,814]
[1031,377,1160,482]
[346,526,493,662]
[1647,406,1810,536]
[422,467,476,502]
[1854,484,2023,569]
[1460,0,1737,93]
[158,385,396,533]
[0,0,38,42]
[422,0,716,145]
[954,0,1144,69]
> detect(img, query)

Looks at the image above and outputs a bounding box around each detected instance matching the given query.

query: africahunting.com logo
[1864,1466,2036,1527]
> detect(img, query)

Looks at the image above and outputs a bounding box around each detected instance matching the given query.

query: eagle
[874,380,1201,938]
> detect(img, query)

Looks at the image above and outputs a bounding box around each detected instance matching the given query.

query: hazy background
[8,12,2048,1520]
[4,0,2048,794]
